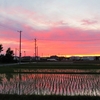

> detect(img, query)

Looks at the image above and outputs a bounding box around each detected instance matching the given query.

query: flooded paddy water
[0,69,100,96]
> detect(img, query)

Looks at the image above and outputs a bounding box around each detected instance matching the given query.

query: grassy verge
[0,62,100,73]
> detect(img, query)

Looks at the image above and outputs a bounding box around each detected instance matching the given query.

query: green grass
[0,61,100,73]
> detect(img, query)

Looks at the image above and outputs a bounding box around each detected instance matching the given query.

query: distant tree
[50,55,59,60]
[4,48,14,63]
[6,48,14,56]
[0,44,3,63]
[0,44,3,53]
[0,54,4,63]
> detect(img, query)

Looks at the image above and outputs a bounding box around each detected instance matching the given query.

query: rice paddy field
[0,62,100,100]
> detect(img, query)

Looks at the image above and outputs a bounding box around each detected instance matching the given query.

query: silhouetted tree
[0,44,3,63]
[6,48,14,56]
[0,54,4,63]
[50,55,59,60]
[4,48,14,63]
[0,44,3,53]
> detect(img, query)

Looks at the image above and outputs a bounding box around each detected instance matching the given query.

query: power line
[22,33,33,41]
[37,38,100,42]
[1,24,100,42]
[0,24,17,31]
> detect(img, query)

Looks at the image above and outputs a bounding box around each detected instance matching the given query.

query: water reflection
[0,74,19,94]
[0,72,100,96]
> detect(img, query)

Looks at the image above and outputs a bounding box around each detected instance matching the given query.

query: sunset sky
[0,0,100,57]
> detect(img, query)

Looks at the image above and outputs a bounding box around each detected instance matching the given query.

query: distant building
[70,56,80,61]
[21,56,32,62]
[47,58,57,62]
[81,56,95,61]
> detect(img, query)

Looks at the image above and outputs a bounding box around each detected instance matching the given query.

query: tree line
[0,44,16,63]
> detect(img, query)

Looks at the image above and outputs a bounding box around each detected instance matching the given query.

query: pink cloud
[1,26,100,56]
[16,26,100,56]
[29,26,100,41]
[81,19,98,25]
[1,6,100,56]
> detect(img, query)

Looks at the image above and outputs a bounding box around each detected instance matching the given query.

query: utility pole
[17,30,22,63]
[34,38,37,57]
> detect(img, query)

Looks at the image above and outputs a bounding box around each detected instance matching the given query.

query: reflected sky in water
[0,69,100,96]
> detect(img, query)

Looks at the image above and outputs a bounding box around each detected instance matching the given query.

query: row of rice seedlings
[0,81,19,94]
[14,69,100,73]
[20,74,100,95]
[18,74,100,96]
[0,73,100,96]
[0,74,20,94]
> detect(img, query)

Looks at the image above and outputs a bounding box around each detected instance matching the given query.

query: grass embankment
[0,61,100,73]
[0,95,100,100]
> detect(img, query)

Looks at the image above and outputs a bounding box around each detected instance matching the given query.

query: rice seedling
[0,71,100,96]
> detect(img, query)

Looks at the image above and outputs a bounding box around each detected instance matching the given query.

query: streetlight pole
[24,51,26,56]
[15,48,17,56]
